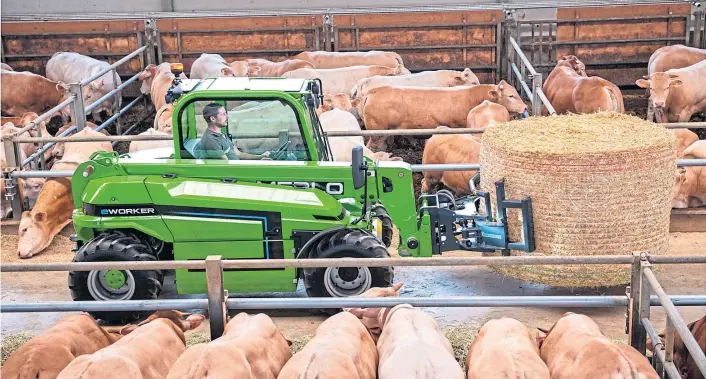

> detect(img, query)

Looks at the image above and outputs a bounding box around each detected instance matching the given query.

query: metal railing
[1,252,705,365]
[506,35,556,116]
[629,253,706,379]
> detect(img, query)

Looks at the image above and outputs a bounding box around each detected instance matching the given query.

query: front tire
[304,229,393,305]
[68,232,163,324]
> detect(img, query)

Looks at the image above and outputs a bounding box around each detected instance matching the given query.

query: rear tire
[68,231,163,325]
[304,229,393,314]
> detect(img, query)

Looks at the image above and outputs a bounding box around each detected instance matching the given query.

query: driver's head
[203,102,227,128]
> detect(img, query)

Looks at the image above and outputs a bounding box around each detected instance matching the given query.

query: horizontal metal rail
[84,71,142,114]
[80,46,147,86]
[644,268,706,377]
[663,122,706,129]
[642,317,682,379]
[2,295,705,313]
[2,254,705,272]
[8,96,76,136]
[9,157,706,178]
[95,95,144,132]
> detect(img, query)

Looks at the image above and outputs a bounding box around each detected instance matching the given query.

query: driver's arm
[233,142,269,160]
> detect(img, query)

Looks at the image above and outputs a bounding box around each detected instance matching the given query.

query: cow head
[319,93,354,114]
[488,80,529,117]
[228,61,250,77]
[54,82,72,121]
[672,167,698,209]
[119,310,205,337]
[17,210,50,258]
[557,55,587,76]
[20,178,46,210]
[344,282,404,338]
[636,72,683,115]
[138,64,160,95]
[455,68,480,86]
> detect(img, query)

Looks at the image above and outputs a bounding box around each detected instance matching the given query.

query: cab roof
[186,77,311,93]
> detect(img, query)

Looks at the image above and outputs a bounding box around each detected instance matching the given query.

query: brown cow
[649,44,706,74]
[543,55,624,115]
[246,58,314,77]
[421,128,480,194]
[538,313,659,379]
[317,93,355,114]
[637,59,706,123]
[17,128,112,258]
[466,318,550,379]
[167,313,291,379]
[1,70,71,120]
[283,65,402,95]
[1,314,121,379]
[353,304,464,379]
[673,140,706,208]
[648,314,706,379]
[466,100,511,130]
[351,68,480,100]
[277,311,378,379]
[674,128,699,157]
[293,50,410,73]
[57,311,204,379]
[52,122,110,160]
[362,81,527,151]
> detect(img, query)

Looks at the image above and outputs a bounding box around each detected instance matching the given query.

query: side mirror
[352,146,366,190]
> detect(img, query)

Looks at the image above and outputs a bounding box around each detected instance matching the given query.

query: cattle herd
[4,46,705,259]
[1,44,706,378]
[1,283,705,379]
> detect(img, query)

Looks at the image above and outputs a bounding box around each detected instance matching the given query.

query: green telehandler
[69,64,535,322]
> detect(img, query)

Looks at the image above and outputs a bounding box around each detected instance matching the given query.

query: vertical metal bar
[647,101,655,122]
[692,7,703,48]
[205,255,226,340]
[137,31,145,70]
[70,83,87,131]
[155,21,164,64]
[532,73,543,116]
[462,16,468,69]
[495,21,502,83]
[636,257,652,356]
[665,316,675,363]
[112,68,121,135]
[2,136,23,220]
[530,23,535,65]
[314,17,321,51]
[176,30,183,63]
[629,252,647,350]
[686,11,693,46]
[538,22,544,67]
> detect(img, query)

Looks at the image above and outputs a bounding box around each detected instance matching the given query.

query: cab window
[179,99,309,161]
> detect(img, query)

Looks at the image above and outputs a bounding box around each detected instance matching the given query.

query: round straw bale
[479,112,676,287]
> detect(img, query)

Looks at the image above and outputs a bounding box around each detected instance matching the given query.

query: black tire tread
[303,229,393,301]
[68,231,163,325]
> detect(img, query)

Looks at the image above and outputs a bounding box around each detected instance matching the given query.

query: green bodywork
[71,77,433,295]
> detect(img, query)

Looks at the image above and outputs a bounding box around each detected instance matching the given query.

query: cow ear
[462,68,472,76]
[21,210,31,219]
[392,282,404,294]
[488,89,499,99]
[221,67,234,76]
[286,339,293,347]
[33,211,47,222]
[56,82,69,94]
[670,80,683,88]
[635,79,649,89]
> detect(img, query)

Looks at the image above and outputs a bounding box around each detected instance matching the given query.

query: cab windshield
[179,98,310,161]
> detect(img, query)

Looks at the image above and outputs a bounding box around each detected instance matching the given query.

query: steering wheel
[267,140,292,160]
